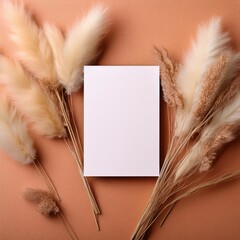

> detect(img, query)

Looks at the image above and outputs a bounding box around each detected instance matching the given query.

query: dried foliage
[132,18,240,240]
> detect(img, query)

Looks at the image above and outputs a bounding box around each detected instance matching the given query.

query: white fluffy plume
[44,5,108,94]
[2,0,56,84]
[175,17,230,137]
[0,95,36,164]
[0,55,66,138]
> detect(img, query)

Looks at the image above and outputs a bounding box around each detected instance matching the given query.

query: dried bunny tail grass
[200,124,236,172]
[175,17,230,137]
[43,23,64,82]
[193,51,240,121]
[23,189,59,216]
[58,5,109,94]
[0,95,36,164]
[155,46,182,108]
[0,55,66,138]
[24,188,79,240]
[2,0,56,86]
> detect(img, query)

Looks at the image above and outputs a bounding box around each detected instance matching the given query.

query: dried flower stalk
[23,189,79,240]
[155,46,182,108]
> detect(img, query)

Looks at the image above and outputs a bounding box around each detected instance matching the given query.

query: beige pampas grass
[193,51,240,121]
[45,5,108,94]
[23,188,59,216]
[0,55,66,138]
[2,1,56,87]
[23,188,79,240]
[0,94,60,200]
[0,95,35,164]
[155,46,182,108]
[132,18,240,240]
[175,17,230,137]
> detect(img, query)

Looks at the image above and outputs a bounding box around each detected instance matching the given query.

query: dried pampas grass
[23,188,79,240]
[1,1,107,230]
[0,93,60,200]
[155,46,182,109]
[0,55,66,138]
[175,17,230,137]
[24,188,59,216]
[2,0,56,86]
[0,95,35,164]
[132,17,240,240]
[45,5,108,93]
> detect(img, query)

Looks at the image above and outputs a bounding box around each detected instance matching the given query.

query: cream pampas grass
[175,18,230,137]
[1,1,109,230]
[0,95,35,164]
[0,94,60,201]
[0,55,66,138]
[23,189,79,240]
[132,18,240,240]
[44,5,108,93]
[2,1,56,86]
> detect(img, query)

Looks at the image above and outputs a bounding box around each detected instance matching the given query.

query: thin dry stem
[54,89,100,229]
[33,160,60,201]
[58,211,79,240]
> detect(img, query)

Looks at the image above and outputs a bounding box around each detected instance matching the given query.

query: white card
[84,66,159,177]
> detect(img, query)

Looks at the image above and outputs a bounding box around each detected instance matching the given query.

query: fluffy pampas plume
[44,5,108,94]
[0,55,66,138]
[175,17,230,137]
[155,46,182,109]
[2,0,56,86]
[23,188,79,240]
[0,95,36,164]
[23,188,59,216]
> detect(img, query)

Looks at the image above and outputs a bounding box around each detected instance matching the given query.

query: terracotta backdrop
[1,0,240,239]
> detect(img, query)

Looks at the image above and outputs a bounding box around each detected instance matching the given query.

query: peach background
[1,0,240,239]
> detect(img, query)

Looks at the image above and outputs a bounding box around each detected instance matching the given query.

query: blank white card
[84,66,159,177]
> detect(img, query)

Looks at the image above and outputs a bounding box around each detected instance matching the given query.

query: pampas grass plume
[175,17,230,137]
[50,5,109,94]
[23,188,59,216]
[0,55,66,138]
[0,95,36,164]
[2,0,56,84]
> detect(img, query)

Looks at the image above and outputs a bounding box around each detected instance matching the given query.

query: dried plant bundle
[23,188,79,240]
[132,17,240,240]
[155,46,182,108]
[45,5,108,94]
[2,1,105,230]
[0,55,66,138]
[2,0,57,87]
